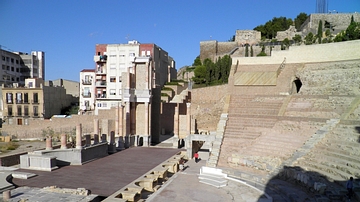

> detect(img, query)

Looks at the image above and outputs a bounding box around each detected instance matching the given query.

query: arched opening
[138,137,143,146]
[293,77,302,93]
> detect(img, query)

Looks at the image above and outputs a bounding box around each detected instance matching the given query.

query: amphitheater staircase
[340,96,360,120]
[268,118,340,179]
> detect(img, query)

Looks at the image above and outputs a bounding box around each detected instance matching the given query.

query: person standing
[346,177,354,201]
[194,152,199,163]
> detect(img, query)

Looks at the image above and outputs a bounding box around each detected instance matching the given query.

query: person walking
[346,177,354,201]
[194,152,199,163]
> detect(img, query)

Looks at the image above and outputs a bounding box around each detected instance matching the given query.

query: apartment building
[0,47,45,86]
[2,78,74,125]
[79,41,177,145]
[79,69,95,111]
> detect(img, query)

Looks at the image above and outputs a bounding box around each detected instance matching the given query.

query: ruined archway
[292,77,302,94]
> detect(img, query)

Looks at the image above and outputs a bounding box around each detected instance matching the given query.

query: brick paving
[12,147,181,197]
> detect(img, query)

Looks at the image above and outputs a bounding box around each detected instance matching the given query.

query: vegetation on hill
[254,16,293,39]
[192,55,231,87]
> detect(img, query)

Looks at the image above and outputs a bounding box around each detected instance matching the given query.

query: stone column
[60,134,67,149]
[76,124,82,149]
[94,119,99,135]
[118,105,125,150]
[186,103,191,136]
[46,136,53,150]
[94,134,99,144]
[144,102,149,146]
[115,106,119,136]
[125,102,130,136]
[174,103,179,138]
[131,103,136,135]
[85,134,91,147]
[3,190,10,201]
[109,131,116,153]
[101,134,107,142]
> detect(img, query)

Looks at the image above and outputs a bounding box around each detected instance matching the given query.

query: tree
[245,44,249,57]
[294,13,309,31]
[228,35,235,42]
[317,20,323,44]
[250,46,254,57]
[193,65,206,84]
[254,16,293,39]
[305,32,314,45]
[193,56,202,66]
[293,34,302,45]
[282,38,290,49]
[345,15,360,40]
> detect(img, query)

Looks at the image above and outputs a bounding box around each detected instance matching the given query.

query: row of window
[7,105,39,117]
[2,56,19,64]
[2,65,20,72]
[6,92,39,104]
[3,75,20,82]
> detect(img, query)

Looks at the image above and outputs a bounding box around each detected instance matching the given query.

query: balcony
[82,92,91,98]
[32,99,39,104]
[82,79,92,85]
[96,94,107,98]
[94,55,107,63]
[16,100,23,104]
[95,81,107,87]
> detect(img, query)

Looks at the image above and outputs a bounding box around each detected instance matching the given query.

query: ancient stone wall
[199,41,217,62]
[1,109,116,139]
[302,13,360,35]
[234,40,360,65]
[190,84,228,131]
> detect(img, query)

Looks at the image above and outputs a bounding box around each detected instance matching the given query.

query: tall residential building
[0,47,45,86]
[79,41,176,112]
[79,41,178,145]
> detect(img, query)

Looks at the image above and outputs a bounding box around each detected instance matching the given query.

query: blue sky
[0,0,359,82]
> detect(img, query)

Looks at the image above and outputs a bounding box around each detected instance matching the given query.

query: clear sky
[0,0,359,82]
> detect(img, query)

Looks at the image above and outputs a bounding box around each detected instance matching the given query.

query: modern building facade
[79,41,178,145]
[0,47,45,86]
[2,78,74,125]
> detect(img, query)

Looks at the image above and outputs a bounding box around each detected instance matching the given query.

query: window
[16,59,19,64]
[83,87,90,97]
[110,64,116,69]
[141,51,145,56]
[11,67,14,71]
[28,82,33,88]
[85,101,90,107]
[11,58,14,63]
[33,106,38,117]
[6,57,9,62]
[33,93,38,103]
[110,89,116,95]
[8,106,13,116]
[2,56,5,61]
[119,76,122,82]
[24,93,28,103]
[6,93,13,104]
[110,77,116,82]
[6,66,9,70]
[24,106,29,116]
[16,93,22,104]
[17,106,22,116]
[146,51,151,56]
[16,68,19,72]
[129,53,135,57]
[2,65,5,70]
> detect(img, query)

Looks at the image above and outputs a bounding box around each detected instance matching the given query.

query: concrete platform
[11,147,181,197]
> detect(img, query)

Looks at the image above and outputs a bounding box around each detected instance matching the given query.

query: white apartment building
[79,69,95,111]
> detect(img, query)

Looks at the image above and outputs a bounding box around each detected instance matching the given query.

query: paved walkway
[11,147,181,197]
[147,158,269,202]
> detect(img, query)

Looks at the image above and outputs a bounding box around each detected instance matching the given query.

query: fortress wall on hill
[302,13,360,34]
[232,40,360,65]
